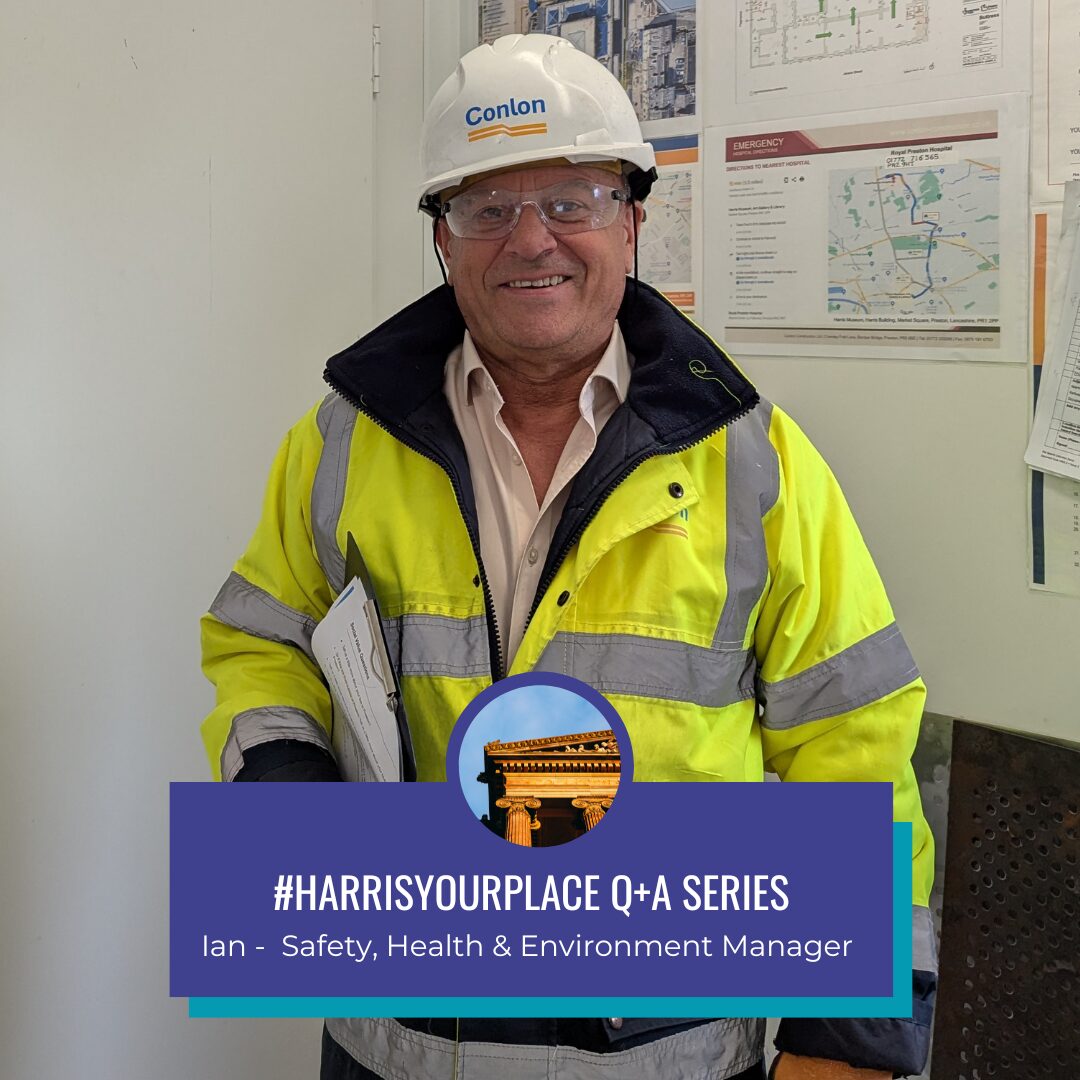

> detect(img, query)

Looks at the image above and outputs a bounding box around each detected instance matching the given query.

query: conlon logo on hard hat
[465,97,548,142]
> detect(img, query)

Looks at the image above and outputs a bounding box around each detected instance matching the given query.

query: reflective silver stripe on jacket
[713,401,778,650]
[325,1016,765,1080]
[312,393,358,595]
[382,613,491,678]
[220,706,331,782]
[912,904,938,973]
[757,623,920,730]
[534,632,755,709]
[210,571,317,663]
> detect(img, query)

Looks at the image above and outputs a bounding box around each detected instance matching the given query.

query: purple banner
[170,781,894,999]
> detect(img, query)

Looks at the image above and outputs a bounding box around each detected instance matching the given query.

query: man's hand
[773,1053,892,1079]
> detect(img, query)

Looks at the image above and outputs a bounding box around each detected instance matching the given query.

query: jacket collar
[323,280,758,453]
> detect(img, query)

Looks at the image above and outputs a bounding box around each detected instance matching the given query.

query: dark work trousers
[321,1022,768,1079]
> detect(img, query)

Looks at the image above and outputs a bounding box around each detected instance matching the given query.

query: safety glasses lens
[444,182,626,238]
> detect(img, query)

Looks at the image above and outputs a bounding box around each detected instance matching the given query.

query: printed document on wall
[707,95,1028,361]
[641,135,701,315]
[716,0,1029,123]
[1033,0,1080,203]
[1026,206,1080,481]
[1027,208,1080,595]
[479,1,517,42]
[1032,473,1080,596]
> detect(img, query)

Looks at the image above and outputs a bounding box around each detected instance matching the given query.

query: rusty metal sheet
[931,721,1080,1079]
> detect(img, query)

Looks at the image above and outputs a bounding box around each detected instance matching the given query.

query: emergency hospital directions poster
[707,95,1028,362]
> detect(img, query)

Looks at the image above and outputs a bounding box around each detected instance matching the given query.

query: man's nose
[503,202,559,259]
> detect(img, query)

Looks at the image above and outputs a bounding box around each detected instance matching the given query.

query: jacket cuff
[233,738,342,782]
[774,969,935,1076]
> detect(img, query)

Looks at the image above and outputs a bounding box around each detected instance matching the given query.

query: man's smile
[503,274,569,289]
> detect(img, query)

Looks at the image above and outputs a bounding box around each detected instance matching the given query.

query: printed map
[827,160,1000,320]
[749,0,929,66]
[640,169,693,286]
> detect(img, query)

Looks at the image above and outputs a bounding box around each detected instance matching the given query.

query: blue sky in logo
[457,685,608,819]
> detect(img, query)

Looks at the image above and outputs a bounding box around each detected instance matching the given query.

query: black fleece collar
[323,279,758,452]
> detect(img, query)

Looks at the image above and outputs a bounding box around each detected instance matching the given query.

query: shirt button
[608,1017,623,1029]
[527,547,539,565]
[513,454,522,466]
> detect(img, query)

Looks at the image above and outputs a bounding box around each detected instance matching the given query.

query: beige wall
[1,0,375,1074]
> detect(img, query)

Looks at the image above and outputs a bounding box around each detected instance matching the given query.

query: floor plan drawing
[749,0,928,67]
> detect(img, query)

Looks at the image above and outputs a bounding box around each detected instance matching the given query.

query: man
[202,33,936,1080]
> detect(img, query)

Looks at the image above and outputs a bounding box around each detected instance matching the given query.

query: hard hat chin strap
[629,192,642,314]
[432,217,449,286]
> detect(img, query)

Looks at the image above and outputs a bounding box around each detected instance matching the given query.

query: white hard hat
[418,33,656,214]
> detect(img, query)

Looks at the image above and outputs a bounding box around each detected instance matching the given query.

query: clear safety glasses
[440,180,631,239]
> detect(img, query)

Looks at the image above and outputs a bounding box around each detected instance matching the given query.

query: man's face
[436,164,639,371]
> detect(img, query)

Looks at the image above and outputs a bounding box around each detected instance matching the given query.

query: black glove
[233,738,342,782]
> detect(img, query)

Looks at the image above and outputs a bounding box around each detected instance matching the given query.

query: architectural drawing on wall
[726,0,1019,122]
[828,161,1000,323]
[482,0,696,120]
[526,0,617,65]
[640,135,699,312]
[749,0,928,68]
[627,0,696,120]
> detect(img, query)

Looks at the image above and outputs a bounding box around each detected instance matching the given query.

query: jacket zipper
[322,379,506,683]
[524,400,758,632]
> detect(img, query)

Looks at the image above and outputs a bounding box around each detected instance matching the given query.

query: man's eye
[475,205,512,222]
[550,199,588,217]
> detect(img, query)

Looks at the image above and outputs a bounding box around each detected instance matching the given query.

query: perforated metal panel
[931,721,1080,1079]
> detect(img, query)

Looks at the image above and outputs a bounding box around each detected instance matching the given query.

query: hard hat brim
[419,142,657,201]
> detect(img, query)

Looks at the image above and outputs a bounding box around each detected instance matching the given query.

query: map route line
[882,171,941,298]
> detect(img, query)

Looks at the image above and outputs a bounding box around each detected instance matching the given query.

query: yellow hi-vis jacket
[201,283,936,1075]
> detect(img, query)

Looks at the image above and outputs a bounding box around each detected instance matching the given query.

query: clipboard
[309,535,416,782]
[344,532,416,782]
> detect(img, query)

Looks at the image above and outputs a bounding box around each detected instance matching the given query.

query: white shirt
[443,327,631,664]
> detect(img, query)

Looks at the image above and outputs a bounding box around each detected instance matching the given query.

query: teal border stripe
[190,823,914,1020]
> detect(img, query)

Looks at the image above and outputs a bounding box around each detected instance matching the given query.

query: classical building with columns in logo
[478,730,621,847]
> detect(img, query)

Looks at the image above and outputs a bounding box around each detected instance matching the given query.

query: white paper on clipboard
[311,578,400,782]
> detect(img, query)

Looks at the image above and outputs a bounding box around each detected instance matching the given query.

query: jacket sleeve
[200,402,341,782]
[753,406,936,1077]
